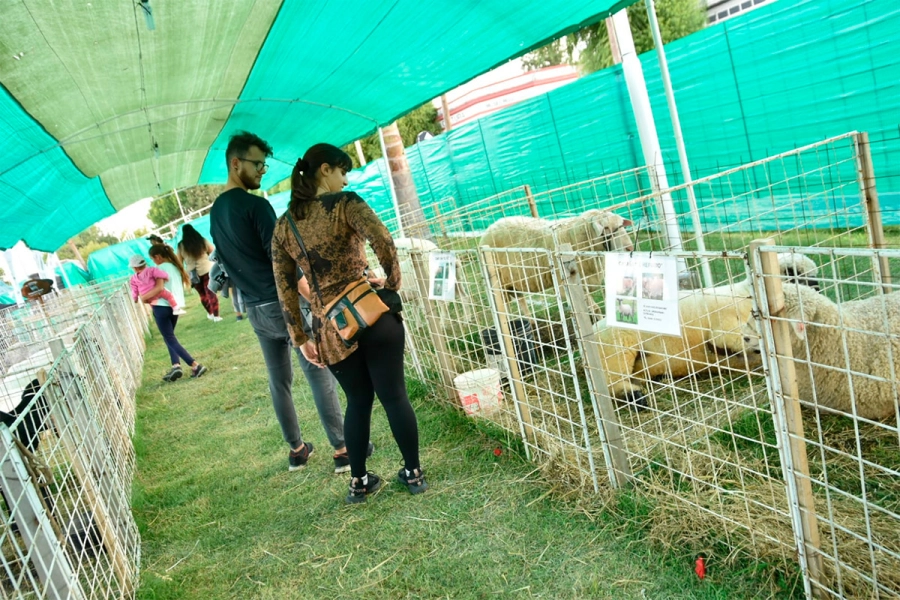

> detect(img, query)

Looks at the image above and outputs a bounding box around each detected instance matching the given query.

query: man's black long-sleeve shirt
[209,188,279,308]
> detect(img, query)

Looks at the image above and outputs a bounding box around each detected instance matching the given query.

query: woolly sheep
[594,253,819,406]
[480,210,633,315]
[742,283,900,421]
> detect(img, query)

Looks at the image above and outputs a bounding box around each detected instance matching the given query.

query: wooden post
[856,132,891,293]
[605,17,623,65]
[481,247,536,444]
[410,252,457,403]
[559,245,631,488]
[524,184,539,218]
[751,239,823,594]
[0,426,85,599]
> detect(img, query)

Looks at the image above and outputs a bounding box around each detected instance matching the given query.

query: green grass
[132,295,789,599]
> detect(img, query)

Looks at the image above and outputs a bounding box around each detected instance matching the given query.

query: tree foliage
[342,102,443,169]
[55,225,120,261]
[147,185,225,228]
[523,0,707,74]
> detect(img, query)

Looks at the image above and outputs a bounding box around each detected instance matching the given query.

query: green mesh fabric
[389,0,900,225]
[1,0,626,251]
[57,262,92,288]
[86,239,153,282]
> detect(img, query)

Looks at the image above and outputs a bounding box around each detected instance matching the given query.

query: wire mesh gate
[1,284,146,599]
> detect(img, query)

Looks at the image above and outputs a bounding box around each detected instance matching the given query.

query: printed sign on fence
[605,253,680,335]
[428,252,456,301]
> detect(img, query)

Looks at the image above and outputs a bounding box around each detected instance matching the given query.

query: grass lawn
[132,294,792,599]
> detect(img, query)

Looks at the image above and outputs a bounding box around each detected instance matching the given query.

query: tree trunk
[67,239,87,270]
[382,121,430,240]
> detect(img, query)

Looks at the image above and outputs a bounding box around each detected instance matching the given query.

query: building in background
[707,0,771,24]
[434,60,579,130]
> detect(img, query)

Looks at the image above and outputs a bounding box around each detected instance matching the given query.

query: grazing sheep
[480,210,633,315]
[743,283,900,421]
[594,253,819,407]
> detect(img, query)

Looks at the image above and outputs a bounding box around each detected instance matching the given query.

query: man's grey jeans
[246,301,344,450]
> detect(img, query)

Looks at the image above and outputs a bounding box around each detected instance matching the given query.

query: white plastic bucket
[453,369,502,416]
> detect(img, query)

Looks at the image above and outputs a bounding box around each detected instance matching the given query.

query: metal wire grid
[578,250,800,568]
[637,132,878,255]
[1,286,145,599]
[751,245,900,599]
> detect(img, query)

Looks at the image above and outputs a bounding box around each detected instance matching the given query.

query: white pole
[377,127,405,238]
[354,140,367,166]
[611,9,684,255]
[173,188,187,222]
[645,0,712,287]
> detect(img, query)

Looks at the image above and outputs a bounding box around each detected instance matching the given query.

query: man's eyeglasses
[238,158,268,172]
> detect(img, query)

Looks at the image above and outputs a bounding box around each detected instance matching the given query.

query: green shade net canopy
[0,0,633,252]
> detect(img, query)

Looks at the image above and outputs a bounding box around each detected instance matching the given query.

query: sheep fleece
[593,293,760,398]
[780,284,900,420]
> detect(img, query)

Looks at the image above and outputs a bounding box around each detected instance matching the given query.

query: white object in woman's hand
[367,276,385,289]
[300,340,325,368]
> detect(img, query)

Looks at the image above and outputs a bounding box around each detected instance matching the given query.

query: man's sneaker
[162,366,183,382]
[172,307,187,316]
[398,466,428,495]
[207,313,214,320]
[346,472,382,504]
[333,442,375,474]
[211,315,223,322]
[288,442,315,471]
[235,315,243,321]
[191,364,208,378]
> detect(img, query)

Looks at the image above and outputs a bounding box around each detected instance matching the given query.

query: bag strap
[286,212,325,305]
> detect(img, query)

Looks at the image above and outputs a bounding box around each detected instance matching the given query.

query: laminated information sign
[604,253,680,335]
[428,252,456,301]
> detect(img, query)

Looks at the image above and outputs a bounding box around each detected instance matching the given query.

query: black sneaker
[397,466,428,495]
[333,442,375,474]
[346,472,382,504]
[191,364,208,378]
[162,366,183,382]
[288,442,315,471]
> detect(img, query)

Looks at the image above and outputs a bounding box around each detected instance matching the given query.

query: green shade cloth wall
[397,0,900,227]
[56,262,92,288]
[0,282,15,307]
[86,239,153,283]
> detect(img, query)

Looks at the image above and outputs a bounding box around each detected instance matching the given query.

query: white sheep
[743,283,900,421]
[480,210,633,315]
[594,253,819,407]
[392,237,439,294]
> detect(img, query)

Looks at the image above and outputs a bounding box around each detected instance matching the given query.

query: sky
[95,197,155,239]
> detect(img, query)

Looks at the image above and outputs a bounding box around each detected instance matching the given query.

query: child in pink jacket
[129,255,186,315]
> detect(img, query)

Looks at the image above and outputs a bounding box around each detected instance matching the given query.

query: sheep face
[589,212,633,253]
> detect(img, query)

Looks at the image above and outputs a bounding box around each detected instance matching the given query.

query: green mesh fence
[392,0,900,228]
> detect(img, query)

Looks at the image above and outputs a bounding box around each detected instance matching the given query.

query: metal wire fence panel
[629,133,882,259]
[751,245,900,599]
[0,285,145,599]
[581,249,800,573]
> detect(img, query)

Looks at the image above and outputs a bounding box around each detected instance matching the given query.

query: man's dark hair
[225,131,273,166]
[147,234,164,245]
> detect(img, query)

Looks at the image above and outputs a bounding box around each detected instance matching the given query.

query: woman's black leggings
[328,314,420,478]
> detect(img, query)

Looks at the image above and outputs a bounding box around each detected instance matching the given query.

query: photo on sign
[617,273,636,297]
[615,298,638,324]
[641,272,665,300]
